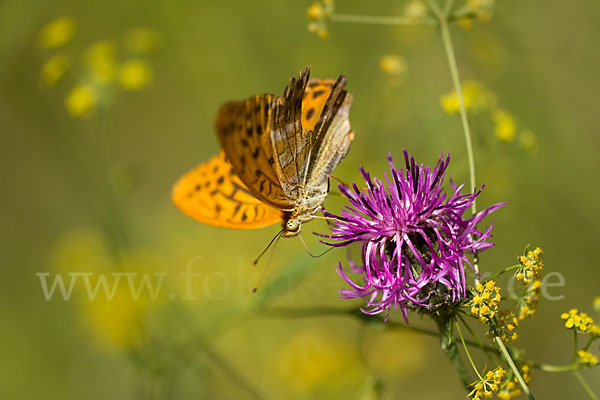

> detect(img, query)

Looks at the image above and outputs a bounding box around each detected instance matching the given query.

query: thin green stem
[531,361,578,373]
[443,0,456,16]
[574,370,599,400]
[489,264,522,280]
[456,320,482,379]
[438,17,477,214]
[573,331,579,362]
[457,313,498,362]
[426,0,443,17]
[437,9,480,283]
[495,337,535,400]
[330,14,435,26]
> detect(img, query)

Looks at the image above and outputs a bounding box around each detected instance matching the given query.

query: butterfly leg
[327,174,351,189]
[327,174,368,194]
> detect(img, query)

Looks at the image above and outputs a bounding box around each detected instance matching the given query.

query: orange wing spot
[171,151,282,229]
[301,79,336,132]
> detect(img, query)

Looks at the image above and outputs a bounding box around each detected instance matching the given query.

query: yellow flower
[458,18,474,30]
[39,17,76,48]
[518,129,537,152]
[81,284,147,348]
[40,54,69,87]
[467,0,495,22]
[379,54,407,87]
[515,247,543,320]
[85,41,118,83]
[307,2,324,20]
[65,84,96,118]
[497,364,531,399]
[380,54,406,76]
[594,296,600,313]
[123,28,161,53]
[118,60,153,90]
[493,110,516,143]
[404,1,428,20]
[468,367,504,399]
[307,22,329,39]
[578,350,599,367]
[306,0,333,39]
[440,81,488,114]
[273,330,358,393]
[51,229,166,349]
[561,308,595,332]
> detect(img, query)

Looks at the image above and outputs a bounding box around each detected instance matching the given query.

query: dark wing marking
[270,67,313,199]
[216,94,295,210]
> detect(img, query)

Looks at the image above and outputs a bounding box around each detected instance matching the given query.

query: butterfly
[171,67,353,238]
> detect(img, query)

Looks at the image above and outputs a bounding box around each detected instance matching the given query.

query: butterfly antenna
[298,233,334,258]
[252,229,284,266]
[252,230,285,293]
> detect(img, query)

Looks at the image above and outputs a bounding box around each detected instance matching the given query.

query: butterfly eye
[286,219,300,233]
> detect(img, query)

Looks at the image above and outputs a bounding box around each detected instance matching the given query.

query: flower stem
[437,315,470,389]
[494,336,535,400]
[456,320,482,379]
[574,370,599,400]
[330,14,435,26]
[457,313,499,362]
[489,264,522,281]
[531,361,578,373]
[438,16,477,214]
[573,331,579,362]
[434,5,480,282]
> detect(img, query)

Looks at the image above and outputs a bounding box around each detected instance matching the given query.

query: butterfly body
[172,68,353,236]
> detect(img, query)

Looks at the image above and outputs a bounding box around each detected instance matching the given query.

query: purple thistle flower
[320,150,505,322]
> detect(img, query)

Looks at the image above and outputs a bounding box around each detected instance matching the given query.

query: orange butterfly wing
[172,77,336,229]
[171,151,282,229]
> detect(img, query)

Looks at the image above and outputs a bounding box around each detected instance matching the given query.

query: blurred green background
[1,0,599,398]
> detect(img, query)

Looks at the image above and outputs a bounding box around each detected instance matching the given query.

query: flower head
[561,308,595,332]
[39,17,76,49]
[468,366,505,400]
[578,350,599,367]
[321,150,505,321]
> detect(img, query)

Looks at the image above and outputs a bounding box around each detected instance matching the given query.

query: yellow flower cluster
[561,309,595,332]
[495,309,519,343]
[65,84,96,118]
[516,247,543,283]
[39,17,76,48]
[470,280,502,322]
[440,81,537,150]
[440,81,491,115]
[468,367,505,400]
[577,350,599,367]
[589,324,600,338]
[85,40,118,84]
[467,0,494,21]
[118,60,154,90]
[123,28,162,53]
[404,1,428,21]
[457,0,495,30]
[515,247,543,320]
[379,54,407,87]
[492,110,516,143]
[306,0,334,39]
[40,54,69,87]
[469,281,518,342]
[497,365,531,400]
[38,17,160,118]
